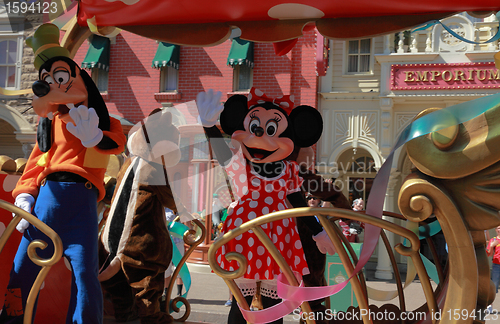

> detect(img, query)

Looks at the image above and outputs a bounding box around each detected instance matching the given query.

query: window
[161,66,178,92]
[0,39,19,89]
[347,39,371,73]
[233,64,252,91]
[91,68,108,92]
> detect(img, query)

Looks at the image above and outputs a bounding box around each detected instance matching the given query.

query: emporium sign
[391,62,500,90]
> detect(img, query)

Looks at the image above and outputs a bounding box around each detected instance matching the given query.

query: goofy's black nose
[32,80,51,97]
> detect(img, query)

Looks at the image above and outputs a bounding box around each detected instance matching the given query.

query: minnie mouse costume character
[197,88,334,324]
[0,24,126,324]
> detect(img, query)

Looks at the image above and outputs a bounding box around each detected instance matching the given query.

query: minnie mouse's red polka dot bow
[247,87,294,115]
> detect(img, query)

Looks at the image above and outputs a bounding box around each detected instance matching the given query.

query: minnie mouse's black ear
[220,94,249,135]
[289,105,323,147]
[37,117,52,152]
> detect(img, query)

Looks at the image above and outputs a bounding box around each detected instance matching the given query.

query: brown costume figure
[98,110,187,324]
[289,146,351,324]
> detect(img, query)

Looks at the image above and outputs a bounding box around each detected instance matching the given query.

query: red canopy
[77,0,500,46]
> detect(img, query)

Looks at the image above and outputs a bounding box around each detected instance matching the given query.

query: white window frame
[91,68,109,93]
[343,38,374,75]
[0,11,23,90]
[160,66,179,92]
[233,64,253,91]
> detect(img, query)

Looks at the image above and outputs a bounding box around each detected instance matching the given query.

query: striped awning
[152,42,180,69]
[81,35,110,71]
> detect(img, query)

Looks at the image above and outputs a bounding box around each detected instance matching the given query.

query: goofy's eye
[43,75,54,84]
[53,70,70,85]
[266,120,278,136]
[249,118,260,134]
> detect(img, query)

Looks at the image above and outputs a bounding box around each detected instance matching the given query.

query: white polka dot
[295,256,300,266]
[265,270,270,278]
[285,234,290,243]
[239,174,247,183]
[283,219,289,227]
[40,281,45,290]
[252,191,260,200]
[236,234,243,241]
[226,218,232,227]
[232,163,239,170]
[255,89,264,96]
[276,226,282,235]
[242,186,249,195]
[237,207,244,215]
[281,102,289,108]
[279,179,286,187]
[251,178,261,187]
[255,273,260,280]
[272,234,278,243]
[278,191,285,200]
[249,200,258,208]
[257,246,265,255]
[228,171,235,177]
[248,237,254,247]
[234,218,243,227]
[287,250,292,258]
[256,259,262,269]
[217,254,221,263]
[247,265,252,274]
[290,95,295,102]
[291,228,294,235]
[236,244,243,253]
[280,242,284,251]
[267,257,271,266]
[229,266,234,271]
[248,211,257,220]
[257,100,265,104]
[278,203,285,210]
[221,261,225,268]
[261,207,269,215]
[261,223,268,229]
[222,246,226,254]
[303,268,309,275]
[248,93,253,101]
[295,240,302,249]
[265,184,273,193]
[264,197,273,205]
[248,251,253,260]
[64,257,72,271]
[0,222,5,237]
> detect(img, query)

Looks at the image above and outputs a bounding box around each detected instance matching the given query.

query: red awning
[77,0,500,46]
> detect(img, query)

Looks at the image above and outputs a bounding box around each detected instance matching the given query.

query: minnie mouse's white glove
[312,230,336,255]
[13,193,35,233]
[196,89,224,127]
[66,105,103,148]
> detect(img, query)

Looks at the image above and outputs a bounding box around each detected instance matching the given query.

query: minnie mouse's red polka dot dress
[216,151,310,280]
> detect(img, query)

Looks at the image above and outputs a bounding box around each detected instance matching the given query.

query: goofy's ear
[289,105,323,148]
[80,68,110,131]
[37,117,52,153]
[220,94,248,135]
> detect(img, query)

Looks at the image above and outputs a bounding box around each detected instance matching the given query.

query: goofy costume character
[0,24,126,324]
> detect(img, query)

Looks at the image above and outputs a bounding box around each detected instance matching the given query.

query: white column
[192,163,200,213]
[375,171,400,280]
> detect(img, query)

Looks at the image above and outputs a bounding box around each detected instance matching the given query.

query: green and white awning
[227,37,254,68]
[81,35,110,71]
[152,42,180,69]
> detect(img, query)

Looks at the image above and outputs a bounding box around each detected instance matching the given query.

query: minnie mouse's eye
[249,118,260,134]
[266,120,278,136]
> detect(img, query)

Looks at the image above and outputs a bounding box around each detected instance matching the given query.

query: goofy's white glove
[66,105,103,147]
[196,89,224,127]
[13,193,35,233]
[312,230,336,255]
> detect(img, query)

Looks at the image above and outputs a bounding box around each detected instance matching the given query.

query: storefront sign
[391,62,500,90]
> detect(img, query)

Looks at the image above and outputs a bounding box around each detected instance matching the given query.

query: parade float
[2,1,500,323]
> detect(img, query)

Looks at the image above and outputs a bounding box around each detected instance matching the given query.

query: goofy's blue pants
[0,180,103,324]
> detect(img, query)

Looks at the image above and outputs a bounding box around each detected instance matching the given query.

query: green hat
[26,23,70,71]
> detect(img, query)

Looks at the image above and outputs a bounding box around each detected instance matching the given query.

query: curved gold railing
[0,199,63,324]
[165,218,206,322]
[209,207,437,324]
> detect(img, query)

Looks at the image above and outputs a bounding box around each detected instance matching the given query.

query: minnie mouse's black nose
[254,126,264,137]
[32,80,51,97]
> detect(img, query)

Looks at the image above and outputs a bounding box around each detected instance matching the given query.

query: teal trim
[227,37,254,67]
[81,35,110,71]
[152,42,180,69]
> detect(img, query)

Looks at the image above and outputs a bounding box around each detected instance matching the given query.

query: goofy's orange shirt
[13,116,126,201]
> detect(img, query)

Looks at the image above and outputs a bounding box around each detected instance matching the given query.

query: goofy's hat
[26,23,70,71]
